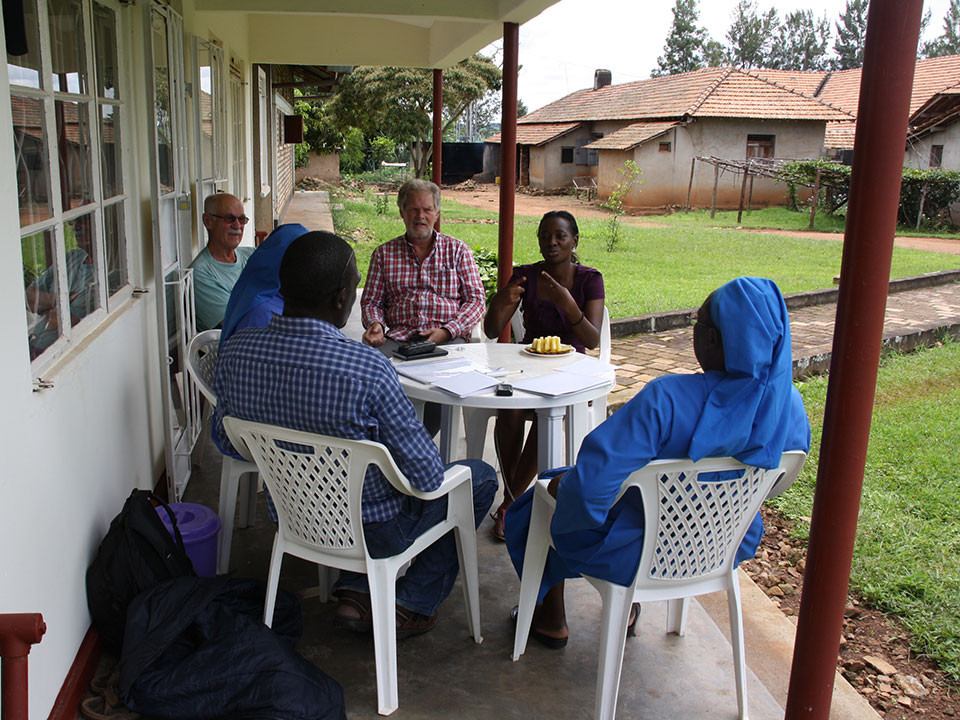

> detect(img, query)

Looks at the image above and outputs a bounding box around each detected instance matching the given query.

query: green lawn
[333,197,960,318]
[776,340,960,679]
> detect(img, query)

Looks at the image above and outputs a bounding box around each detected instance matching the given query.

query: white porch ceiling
[194,0,559,67]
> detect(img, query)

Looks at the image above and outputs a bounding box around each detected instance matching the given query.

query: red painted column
[432,68,443,232]
[0,613,46,720]
[497,21,519,342]
[784,2,922,718]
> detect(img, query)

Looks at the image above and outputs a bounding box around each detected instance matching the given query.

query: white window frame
[12,0,133,373]
[229,60,246,201]
[192,36,227,230]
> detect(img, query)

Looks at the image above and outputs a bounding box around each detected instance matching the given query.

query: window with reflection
[11,0,129,366]
[6,0,42,89]
[152,12,174,193]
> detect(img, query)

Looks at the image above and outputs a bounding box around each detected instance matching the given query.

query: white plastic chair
[464,306,611,462]
[185,329,259,575]
[222,417,483,716]
[512,451,807,720]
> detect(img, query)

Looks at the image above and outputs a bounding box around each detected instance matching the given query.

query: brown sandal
[490,505,507,542]
[333,589,372,634]
[395,606,438,639]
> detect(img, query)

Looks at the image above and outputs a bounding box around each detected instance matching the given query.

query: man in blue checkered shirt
[214,230,497,637]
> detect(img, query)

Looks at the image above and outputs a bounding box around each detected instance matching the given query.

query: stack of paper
[431,371,499,398]
[512,373,610,398]
[395,358,473,384]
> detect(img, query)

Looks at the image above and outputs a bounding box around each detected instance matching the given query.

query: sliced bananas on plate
[531,336,566,354]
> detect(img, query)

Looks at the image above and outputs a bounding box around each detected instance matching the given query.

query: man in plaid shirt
[214,231,497,637]
[361,179,485,351]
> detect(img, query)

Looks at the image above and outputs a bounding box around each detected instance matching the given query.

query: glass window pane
[198,43,214,179]
[99,104,121,197]
[48,0,88,94]
[6,0,43,89]
[64,213,100,328]
[56,99,94,208]
[152,11,174,192]
[23,227,59,358]
[12,94,53,226]
[93,3,119,99]
[103,202,126,295]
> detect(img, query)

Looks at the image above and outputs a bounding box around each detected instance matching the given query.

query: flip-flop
[511,605,568,649]
[333,589,373,634]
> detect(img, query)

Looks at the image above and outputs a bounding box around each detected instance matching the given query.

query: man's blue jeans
[334,459,498,616]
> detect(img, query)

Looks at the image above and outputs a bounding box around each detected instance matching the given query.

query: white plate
[523,344,574,357]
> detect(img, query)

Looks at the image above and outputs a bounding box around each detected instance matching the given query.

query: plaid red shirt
[360,231,485,341]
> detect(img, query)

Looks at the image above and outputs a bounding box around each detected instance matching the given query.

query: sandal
[79,695,140,720]
[489,506,506,542]
[627,602,641,637]
[395,606,438,639]
[511,605,568,649]
[333,589,373,634]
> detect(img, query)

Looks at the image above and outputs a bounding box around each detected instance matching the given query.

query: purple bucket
[157,503,222,577]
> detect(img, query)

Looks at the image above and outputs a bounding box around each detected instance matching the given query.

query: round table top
[394,342,615,409]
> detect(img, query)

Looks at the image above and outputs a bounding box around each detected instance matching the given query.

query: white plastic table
[395,343,615,472]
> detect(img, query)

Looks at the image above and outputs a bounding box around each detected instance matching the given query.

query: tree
[330,54,501,177]
[702,39,730,67]
[923,0,960,57]
[653,0,708,77]
[726,1,779,69]
[833,0,869,70]
[770,10,831,70]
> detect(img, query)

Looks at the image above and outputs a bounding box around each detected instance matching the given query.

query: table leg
[535,405,565,472]
[566,401,590,465]
[439,404,457,464]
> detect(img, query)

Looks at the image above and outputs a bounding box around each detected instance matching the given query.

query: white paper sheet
[394,358,473,384]
[431,371,500,398]
[512,373,610,397]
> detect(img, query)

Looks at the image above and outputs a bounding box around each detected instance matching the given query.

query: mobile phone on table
[496,383,513,396]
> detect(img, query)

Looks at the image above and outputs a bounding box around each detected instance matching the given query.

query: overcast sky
[484,0,951,113]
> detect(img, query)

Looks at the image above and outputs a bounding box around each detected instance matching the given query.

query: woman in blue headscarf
[219,223,309,345]
[504,277,811,648]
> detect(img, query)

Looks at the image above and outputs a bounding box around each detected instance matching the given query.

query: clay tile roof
[486,122,581,145]
[519,66,850,125]
[816,55,960,118]
[693,69,850,120]
[752,68,829,96]
[584,121,680,150]
[824,120,857,150]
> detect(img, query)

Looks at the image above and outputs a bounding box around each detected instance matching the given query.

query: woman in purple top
[483,211,605,540]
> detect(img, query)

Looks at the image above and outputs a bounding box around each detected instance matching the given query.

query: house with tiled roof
[776,55,960,170]
[488,67,851,209]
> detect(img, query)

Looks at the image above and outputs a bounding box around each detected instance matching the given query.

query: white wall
[0,1,261,714]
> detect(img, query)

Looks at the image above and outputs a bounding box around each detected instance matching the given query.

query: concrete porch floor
[184,419,876,720]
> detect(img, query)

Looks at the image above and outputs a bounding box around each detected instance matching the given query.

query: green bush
[471,246,499,301]
[294,141,311,168]
[340,127,366,174]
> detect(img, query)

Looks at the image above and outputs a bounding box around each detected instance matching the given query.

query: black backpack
[86,489,196,653]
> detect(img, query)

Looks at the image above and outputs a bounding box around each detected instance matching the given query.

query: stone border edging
[609,269,960,339]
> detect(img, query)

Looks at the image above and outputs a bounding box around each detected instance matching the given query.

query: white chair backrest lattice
[224,418,380,558]
[649,464,765,580]
[620,453,805,586]
[186,329,221,404]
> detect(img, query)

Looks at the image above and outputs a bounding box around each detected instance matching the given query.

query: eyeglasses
[206,212,249,225]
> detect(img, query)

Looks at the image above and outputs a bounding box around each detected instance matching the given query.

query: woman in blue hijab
[504,277,811,648]
[219,223,309,344]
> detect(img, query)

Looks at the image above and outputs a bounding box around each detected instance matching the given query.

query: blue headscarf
[219,223,309,344]
[688,276,794,469]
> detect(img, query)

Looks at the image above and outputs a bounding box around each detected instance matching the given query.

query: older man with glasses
[190,192,255,331]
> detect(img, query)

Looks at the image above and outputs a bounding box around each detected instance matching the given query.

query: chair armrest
[533,477,557,510]
[389,462,473,501]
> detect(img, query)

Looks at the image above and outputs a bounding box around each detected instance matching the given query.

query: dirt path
[444,184,960,255]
